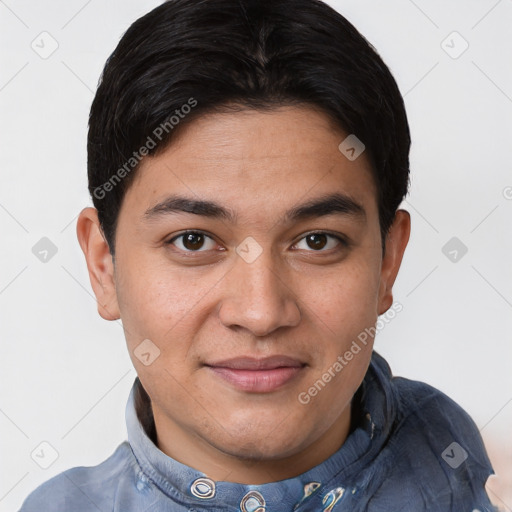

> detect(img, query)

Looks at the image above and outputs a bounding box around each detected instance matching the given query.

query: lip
[205,356,306,393]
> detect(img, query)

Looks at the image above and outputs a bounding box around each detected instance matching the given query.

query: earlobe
[377,209,411,316]
[76,207,121,321]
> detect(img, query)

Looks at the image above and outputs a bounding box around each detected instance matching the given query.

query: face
[78,105,410,483]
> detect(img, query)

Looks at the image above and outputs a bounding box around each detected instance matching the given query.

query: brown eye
[293,232,346,252]
[305,233,328,250]
[183,232,204,250]
[168,231,217,252]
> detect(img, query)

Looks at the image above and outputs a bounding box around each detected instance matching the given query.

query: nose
[218,251,301,337]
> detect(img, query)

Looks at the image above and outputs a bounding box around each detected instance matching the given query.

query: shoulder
[371,375,495,510]
[19,442,136,512]
[369,353,492,469]
[392,375,490,463]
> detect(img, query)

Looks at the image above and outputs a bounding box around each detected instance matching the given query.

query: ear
[377,209,411,315]
[76,207,120,321]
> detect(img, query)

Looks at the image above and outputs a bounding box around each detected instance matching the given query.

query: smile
[205,356,306,393]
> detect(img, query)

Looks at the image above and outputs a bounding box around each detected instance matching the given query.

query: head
[78,0,411,482]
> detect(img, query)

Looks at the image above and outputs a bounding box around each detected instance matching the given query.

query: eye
[167,231,218,252]
[293,232,346,252]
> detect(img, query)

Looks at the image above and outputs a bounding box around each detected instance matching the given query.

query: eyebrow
[284,193,366,223]
[144,195,237,222]
[143,192,366,224]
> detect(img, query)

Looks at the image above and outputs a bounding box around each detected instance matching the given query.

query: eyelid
[292,231,349,251]
[166,230,220,252]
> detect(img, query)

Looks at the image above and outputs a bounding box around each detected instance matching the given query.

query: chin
[212,426,307,461]
[225,444,299,463]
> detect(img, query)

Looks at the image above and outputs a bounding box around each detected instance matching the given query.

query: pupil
[184,233,204,250]
[307,234,327,250]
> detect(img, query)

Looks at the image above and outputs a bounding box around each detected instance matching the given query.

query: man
[20,0,495,510]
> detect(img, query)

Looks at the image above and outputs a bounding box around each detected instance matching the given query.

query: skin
[77,105,410,484]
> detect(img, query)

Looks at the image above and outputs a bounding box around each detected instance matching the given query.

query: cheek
[297,263,379,421]
[307,258,381,340]
[114,255,213,350]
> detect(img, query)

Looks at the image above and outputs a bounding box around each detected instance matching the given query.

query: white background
[1,1,511,510]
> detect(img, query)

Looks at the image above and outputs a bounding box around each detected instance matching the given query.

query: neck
[155,405,352,484]
[135,378,362,484]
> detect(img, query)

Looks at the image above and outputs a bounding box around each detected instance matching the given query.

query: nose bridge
[218,246,301,336]
[240,254,283,305]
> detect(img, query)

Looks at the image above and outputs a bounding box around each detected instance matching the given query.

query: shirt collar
[126,351,396,511]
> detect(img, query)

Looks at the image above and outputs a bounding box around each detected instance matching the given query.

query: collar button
[240,490,266,512]
[190,477,216,499]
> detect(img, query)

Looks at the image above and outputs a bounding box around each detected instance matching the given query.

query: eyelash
[166,230,349,253]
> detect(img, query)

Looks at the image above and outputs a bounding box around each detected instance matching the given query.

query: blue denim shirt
[19,352,496,511]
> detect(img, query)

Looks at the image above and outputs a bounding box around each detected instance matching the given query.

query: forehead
[126,105,378,221]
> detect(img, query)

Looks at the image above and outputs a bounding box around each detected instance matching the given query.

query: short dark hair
[88,0,410,255]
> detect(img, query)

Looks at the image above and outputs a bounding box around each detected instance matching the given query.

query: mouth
[204,356,306,393]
